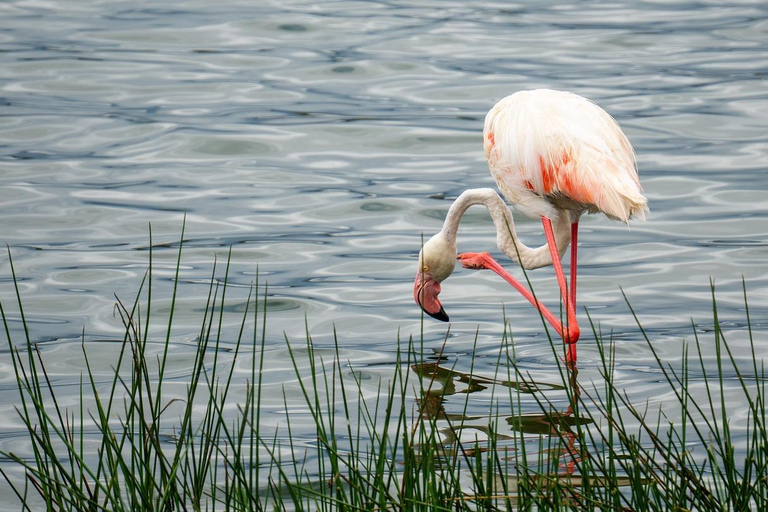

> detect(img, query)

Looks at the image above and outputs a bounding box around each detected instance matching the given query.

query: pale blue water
[1,0,767,506]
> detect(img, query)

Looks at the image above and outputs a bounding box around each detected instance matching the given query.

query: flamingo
[413,89,648,364]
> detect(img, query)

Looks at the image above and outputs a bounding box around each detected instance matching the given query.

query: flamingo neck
[441,188,570,269]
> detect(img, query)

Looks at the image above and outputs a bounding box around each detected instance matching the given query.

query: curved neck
[442,188,570,269]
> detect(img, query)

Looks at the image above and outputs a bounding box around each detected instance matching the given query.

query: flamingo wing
[484,89,648,222]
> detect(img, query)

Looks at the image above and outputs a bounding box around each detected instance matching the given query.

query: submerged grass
[0,231,765,510]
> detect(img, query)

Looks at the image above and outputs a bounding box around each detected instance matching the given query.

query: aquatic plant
[0,231,765,511]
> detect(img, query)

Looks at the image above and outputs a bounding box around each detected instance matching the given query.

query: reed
[0,232,765,510]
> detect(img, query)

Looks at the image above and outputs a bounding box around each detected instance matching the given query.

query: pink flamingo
[413,89,648,364]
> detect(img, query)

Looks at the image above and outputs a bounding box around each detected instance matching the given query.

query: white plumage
[484,89,647,221]
[415,89,649,364]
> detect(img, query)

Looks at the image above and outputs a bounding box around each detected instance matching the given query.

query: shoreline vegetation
[0,232,765,511]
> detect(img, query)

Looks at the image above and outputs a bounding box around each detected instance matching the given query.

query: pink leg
[542,218,570,313]
[458,217,580,366]
[542,217,580,364]
[457,252,569,342]
[570,221,579,310]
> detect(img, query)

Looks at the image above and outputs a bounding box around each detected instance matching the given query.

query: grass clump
[0,233,765,511]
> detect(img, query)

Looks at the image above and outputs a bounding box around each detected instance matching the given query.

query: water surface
[1,0,767,505]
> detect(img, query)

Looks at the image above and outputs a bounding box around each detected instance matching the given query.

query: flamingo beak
[413,272,449,322]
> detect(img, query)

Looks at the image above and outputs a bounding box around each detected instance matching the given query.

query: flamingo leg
[542,217,580,363]
[541,218,570,313]
[570,221,579,310]
[457,252,570,344]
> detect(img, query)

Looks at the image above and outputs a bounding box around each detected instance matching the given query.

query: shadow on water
[410,359,632,493]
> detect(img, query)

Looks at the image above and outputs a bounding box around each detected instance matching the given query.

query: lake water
[1,0,767,506]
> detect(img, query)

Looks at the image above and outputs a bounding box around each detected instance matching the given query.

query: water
[1,0,767,505]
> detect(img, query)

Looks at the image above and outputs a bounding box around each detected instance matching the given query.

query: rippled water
[1,0,767,505]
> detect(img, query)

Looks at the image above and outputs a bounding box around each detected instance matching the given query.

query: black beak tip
[426,306,449,322]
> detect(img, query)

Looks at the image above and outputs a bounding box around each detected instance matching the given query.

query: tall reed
[0,233,764,510]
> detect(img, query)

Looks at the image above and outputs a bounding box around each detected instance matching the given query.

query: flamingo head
[413,233,456,322]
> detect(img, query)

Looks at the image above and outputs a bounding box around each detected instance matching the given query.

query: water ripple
[0,0,766,503]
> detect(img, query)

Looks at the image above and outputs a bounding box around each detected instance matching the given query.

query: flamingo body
[484,89,647,222]
[414,89,648,364]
